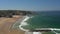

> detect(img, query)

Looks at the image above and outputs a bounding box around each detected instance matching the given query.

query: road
[0,15,25,34]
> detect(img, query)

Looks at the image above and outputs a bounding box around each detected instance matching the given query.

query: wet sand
[0,15,25,34]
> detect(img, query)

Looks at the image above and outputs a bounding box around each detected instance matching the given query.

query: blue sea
[26,11,60,29]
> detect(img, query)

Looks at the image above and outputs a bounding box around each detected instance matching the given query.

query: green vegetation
[0,10,33,18]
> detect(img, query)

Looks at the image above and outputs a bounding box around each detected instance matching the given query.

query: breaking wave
[19,16,33,31]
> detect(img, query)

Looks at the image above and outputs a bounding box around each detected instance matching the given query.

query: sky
[0,0,60,11]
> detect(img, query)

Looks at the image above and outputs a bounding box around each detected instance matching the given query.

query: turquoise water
[24,11,60,29]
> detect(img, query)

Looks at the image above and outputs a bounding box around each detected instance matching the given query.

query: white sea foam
[50,28,60,31]
[19,16,32,31]
[49,28,60,34]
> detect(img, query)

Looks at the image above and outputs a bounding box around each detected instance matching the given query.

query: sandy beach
[0,15,25,34]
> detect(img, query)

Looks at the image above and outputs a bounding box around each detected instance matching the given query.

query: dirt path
[0,16,25,34]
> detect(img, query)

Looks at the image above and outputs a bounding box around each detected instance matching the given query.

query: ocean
[25,11,60,29]
[19,11,60,34]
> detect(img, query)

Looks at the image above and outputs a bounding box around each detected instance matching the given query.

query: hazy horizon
[0,0,60,11]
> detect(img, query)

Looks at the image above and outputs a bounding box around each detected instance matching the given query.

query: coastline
[0,15,25,34]
[19,16,31,31]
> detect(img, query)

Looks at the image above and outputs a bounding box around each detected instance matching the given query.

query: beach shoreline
[19,16,31,31]
[0,15,25,34]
